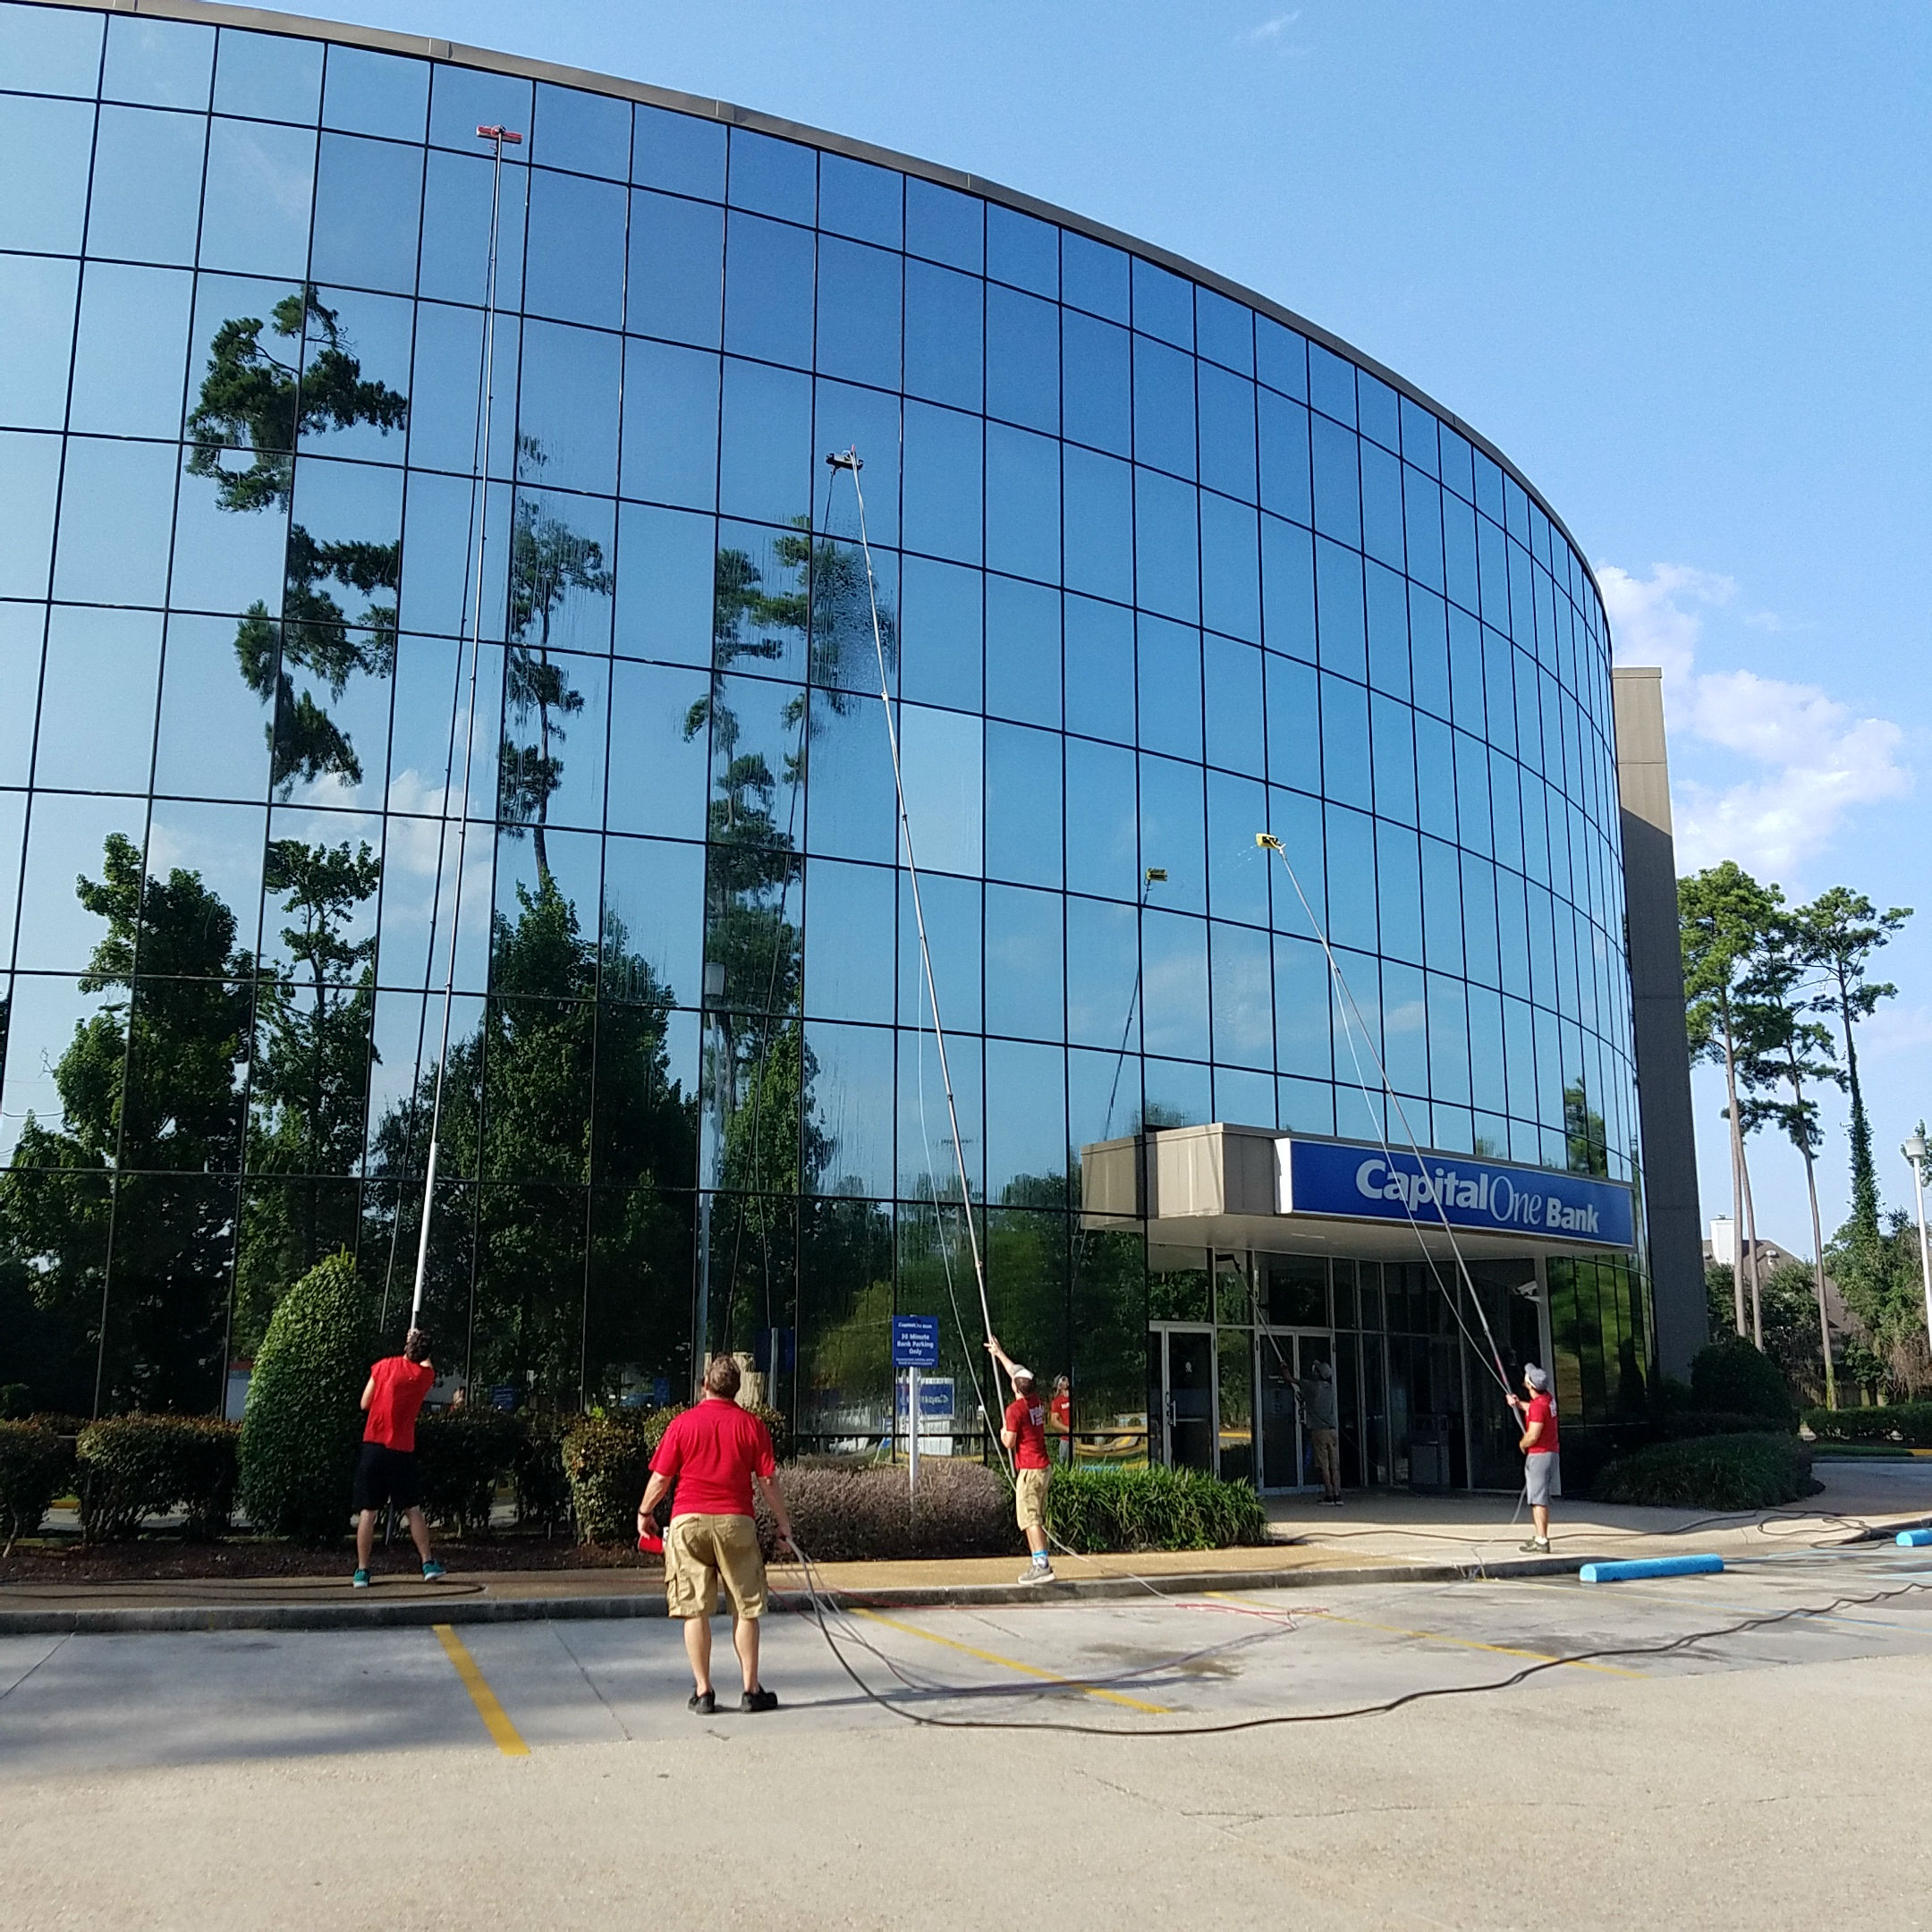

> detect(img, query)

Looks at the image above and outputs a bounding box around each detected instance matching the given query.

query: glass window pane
[1212,919,1273,1067]
[1063,445,1131,606]
[815,379,900,547]
[986,722,1063,889]
[0,429,61,598]
[1264,652,1318,794]
[1,97,96,254]
[428,64,531,153]
[803,858,894,1022]
[1,1,103,95]
[1131,258,1192,350]
[152,612,269,801]
[1062,230,1127,321]
[628,190,723,349]
[724,211,814,368]
[621,338,718,510]
[1318,673,1369,811]
[632,105,724,199]
[55,439,177,606]
[985,424,1059,586]
[1065,894,1138,1047]
[1139,753,1206,914]
[1198,363,1257,504]
[419,147,529,309]
[899,555,981,712]
[898,868,979,1031]
[1196,289,1253,376]
[898,703,981,876]
[986,284,1057,436]
[310,131,421,295]
[1208,767,1268,927]
[1136,615,1201,762]
[727,128,815,223]
[902,402,981,565]
[34,605,160,792]
[904,260,982,412]
[1132,334,1195,479]
[904,177,980,272]
[1201,492,1259,644]
[804,684,895,865]
[1258,389,1311,527]
[1142,909,1208,1059]
[613,504,714,668]
[606,658,708,836]
[719,358,812,527]
[322,46,428,141]
[1260,515,1315,663]
[1204,635,1264,776]
[212,29,320,124]
[199,118,316,280]
[527,169,627,328]
[819,153,901,247]
[1063,738,1137,903]
[987,203,1056,297]
[1256,318,1306,399]
[986,883,1063,1041]
[804,1022,895,1197]
[1315,539,1365,680]
[1309,343,1356,427]
[103,14,212,109]
[1134,468,1199,623]
[0,255,77,432]
[532,80,629,180]
[985,575,1059,729]
[1063,594,1133,744]
[516,319,620,496]
[815,236,901,391]
[1062,311,1129,454]
[88,105,208,267]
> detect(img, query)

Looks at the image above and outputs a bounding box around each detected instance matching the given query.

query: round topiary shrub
[1690,1338,1795,1425]
[238,1250,373,1543]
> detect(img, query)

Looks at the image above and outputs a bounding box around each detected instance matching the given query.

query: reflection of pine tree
[1563,1080,1608,1177]
[366,878,698,1406]
[0,835,253,1411]
[500,464,609,886]
[186,286,408,795]
[235,839,382,1352]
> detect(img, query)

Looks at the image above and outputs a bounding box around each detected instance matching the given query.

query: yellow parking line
[1293,1603,1644,1678]
[433,1623,530,1756]
[852,1607,1172,1714]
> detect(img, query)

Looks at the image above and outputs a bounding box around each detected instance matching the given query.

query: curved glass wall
[0,0,1646,1431]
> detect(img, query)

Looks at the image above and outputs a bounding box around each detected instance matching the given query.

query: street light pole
[1905,1129,1932,1367]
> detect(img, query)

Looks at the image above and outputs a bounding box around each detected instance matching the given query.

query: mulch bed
[0,1536,649,1584]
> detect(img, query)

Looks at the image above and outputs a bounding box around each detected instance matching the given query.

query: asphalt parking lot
[5,1546,1932,1929]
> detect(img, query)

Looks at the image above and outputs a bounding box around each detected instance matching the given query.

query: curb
[0,1553,1589,1637]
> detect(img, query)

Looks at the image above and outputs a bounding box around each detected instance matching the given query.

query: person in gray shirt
[1296,1358,1343,1505]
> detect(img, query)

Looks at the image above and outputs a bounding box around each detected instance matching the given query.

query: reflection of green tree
[500,457,610,886]
[368,879,697,1406]
[1562,1080,1608,1178]
[235,839,381,1352]
[186,286,408,795]
[0,835,253,1411]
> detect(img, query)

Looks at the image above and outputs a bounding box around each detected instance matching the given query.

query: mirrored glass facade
[0,0,1648,1448]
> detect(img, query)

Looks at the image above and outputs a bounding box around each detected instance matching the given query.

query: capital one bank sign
[1275,1137,1636,1250]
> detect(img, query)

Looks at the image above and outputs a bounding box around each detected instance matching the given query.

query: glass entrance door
[1152,1326,1216,1472]
[1258,1331,1334,1490]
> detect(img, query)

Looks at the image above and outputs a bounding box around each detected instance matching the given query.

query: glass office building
[0,0,1653,1487]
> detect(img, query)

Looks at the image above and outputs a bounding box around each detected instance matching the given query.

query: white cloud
[1597,562,1911,878]
[1239,11,1302,47]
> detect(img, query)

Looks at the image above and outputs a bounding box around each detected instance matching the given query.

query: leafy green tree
[235,838,382,1352]
[185,286,408,794]
[0,835,253,1412]
[1828,1202,1931,1399]
[1796,888,1911,1245]
[1736,916,1844,1406]
[1681,862,1783,1344]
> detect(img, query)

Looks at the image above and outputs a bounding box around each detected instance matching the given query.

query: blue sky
[333,0,1931,1244]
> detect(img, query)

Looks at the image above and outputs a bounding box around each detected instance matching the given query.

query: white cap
[1009,1365,1035,1385]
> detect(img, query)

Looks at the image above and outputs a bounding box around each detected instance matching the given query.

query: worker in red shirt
[352,1328,445,1589]
[987,1335,1055,1583]
[1507,1362,1561,1555]
[637,1355,795,1716]
[1048,1375,1072,1466]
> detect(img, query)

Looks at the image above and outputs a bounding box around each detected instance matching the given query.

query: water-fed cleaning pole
[826,447,999,1360]
[407,123,521,1328]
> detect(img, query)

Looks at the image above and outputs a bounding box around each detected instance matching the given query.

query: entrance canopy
[1080,1123,1638,1262]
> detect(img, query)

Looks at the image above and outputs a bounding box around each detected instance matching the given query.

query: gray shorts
[1525,1452,1558,1507]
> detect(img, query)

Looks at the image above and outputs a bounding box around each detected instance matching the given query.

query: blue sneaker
[352,1568,370,1589]
[420,1561,445,1581]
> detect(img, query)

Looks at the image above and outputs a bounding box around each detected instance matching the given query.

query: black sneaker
[687,1690,716,1716]
[740,1688,778,1713]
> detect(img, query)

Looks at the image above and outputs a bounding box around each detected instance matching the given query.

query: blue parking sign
[891,1315,940,1368]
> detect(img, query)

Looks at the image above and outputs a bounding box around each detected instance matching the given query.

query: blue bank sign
[1277,1139,1636,1250]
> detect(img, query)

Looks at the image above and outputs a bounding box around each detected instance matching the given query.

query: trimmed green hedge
[416,1410,523,1538]
[1593,1433,1817,1511]
[1802,1402,1932,1447]
[1046,1465,1269,1553]
[239,1252,373,1544]
[513,1412,576,1537]
[563,1407,683,1544]
[76,1416,238,1541]
[1690,1339,1795,1424]
[0,1420,74,1553]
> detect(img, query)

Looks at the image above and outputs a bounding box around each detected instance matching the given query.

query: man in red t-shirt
[987,1335,1055,1583]
[638,1355,795,1716]
[352,1328,445,1588]
[1508,1362,1561,1554]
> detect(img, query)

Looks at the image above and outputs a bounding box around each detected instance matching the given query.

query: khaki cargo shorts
[665,1513,767,1619]
[1014,1467,1050,1533]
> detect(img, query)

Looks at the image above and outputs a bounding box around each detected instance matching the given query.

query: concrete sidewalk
[4,1456,1927,1637]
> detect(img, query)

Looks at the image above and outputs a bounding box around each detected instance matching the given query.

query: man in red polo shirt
[638,1355,795,1716]
[352,1327,445,1588]
[987,1335,1055,1583]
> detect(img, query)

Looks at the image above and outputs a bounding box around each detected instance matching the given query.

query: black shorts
[352,1442,420,1513]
